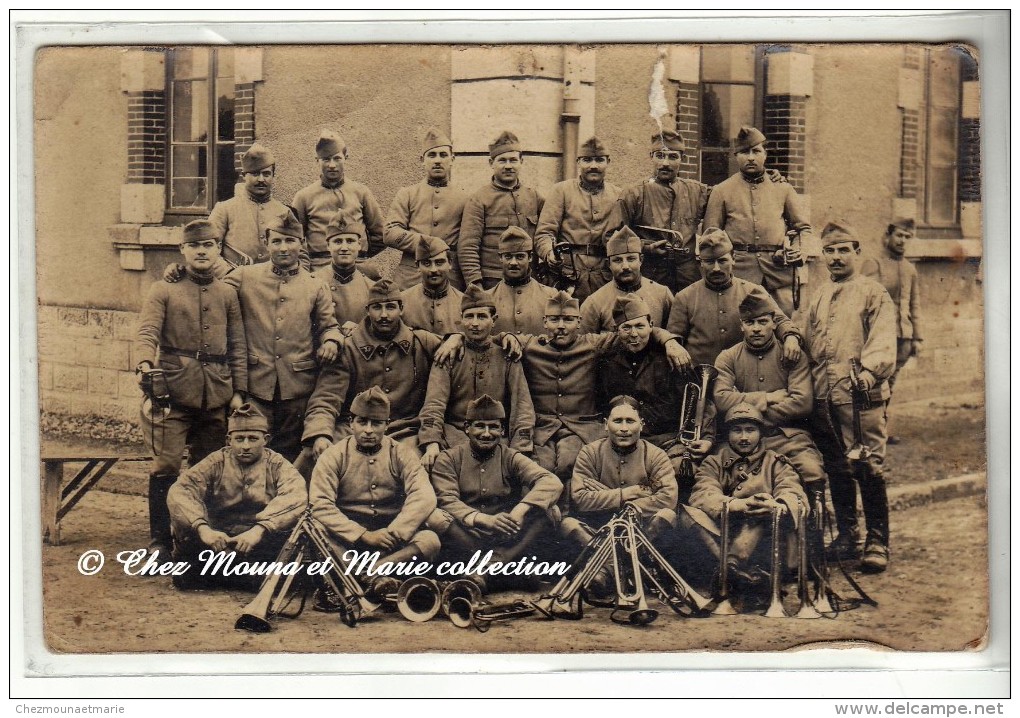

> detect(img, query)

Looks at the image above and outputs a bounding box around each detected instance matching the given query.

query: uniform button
[384,388,391,393]
[760,377,765,382]
[516,290,522,295]
[202,288,207,293]
[276,355,281,359]
[481,488,486,493]
[385,367,391,372]
[280,298,286,302]
[204,343,210,348]
[433,221,439,226]
[276,336,281,340]
[277,317,283,321]
[371,484,376,488]
[516,310,521,314]
[480,468,485,473]
[557,393,562,397]
[720,329,725,333]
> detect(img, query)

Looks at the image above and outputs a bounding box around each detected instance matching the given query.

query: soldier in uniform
[419,285,536,470]
[300,279,445,473]
[805,222,897,572]
[702,126,813,317]
[458,130,544,290]
[609,130,709,294]
[398,236,464,335]
[682,403,808,593]
[309,387,440,591]
[135,220,248,562]
[578,226,674,334]
[862,217,924,444]
[667,228,803,368]
[534,136,621,302]
[427,395,563,590]
[713,292,826,492]
[310,211,375,331]
[291,129,385,275]
[488,227,556,337]
[205,143,297,277]
[384,127,468,290]
[167,404,307,590]
[222,211,342,463]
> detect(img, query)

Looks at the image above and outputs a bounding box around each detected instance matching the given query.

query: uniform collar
[578,178,605,195]
[503,274,532,288]
[614,277,643,292]
[186,269,215,285]
[610,440,639,456]
[465,337,493,353]
[332,265,357,284]
[422,282,449,300]
[321,178,345,190]
[355,319,415,359]
[490,178,521,192]
[246,190,271,204]
[426,177,449,188]
[741,171,766,185]
[744,335,776,356]
[720,444,766,469]
[271,264,301,277]
[470,445,499,462]
[704,276,733,291]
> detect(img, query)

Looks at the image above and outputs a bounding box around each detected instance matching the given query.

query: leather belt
[161,346,229,364]
[731,242,783,253]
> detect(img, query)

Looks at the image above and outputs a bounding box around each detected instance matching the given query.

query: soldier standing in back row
[310,211,375,331]
[487,227,556,337]
[398,236,464,335]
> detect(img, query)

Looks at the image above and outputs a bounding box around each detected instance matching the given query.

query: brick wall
[126,91,166,184]
[37,305,142,425]
[900,108,920,198]
[233,81,256,173]
[674,81,700,180]
[763,94,807,192]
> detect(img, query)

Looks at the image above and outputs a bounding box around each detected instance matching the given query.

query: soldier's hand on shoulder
[434,334,465,368]
[197,525,232,552]
[545,250,561,267]
[501,332,523,362]
[340,321,358,338]
[317,339,339,364]
[312,437,334,460]
[766,168,787,184]
[781,334,802,364]
[162,263,187,283]
[664,340,693,373]
[421,443,442,471]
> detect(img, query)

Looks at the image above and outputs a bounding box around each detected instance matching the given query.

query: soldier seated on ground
[680,403,808,600]
[167,404,308,591]
[427,395,563,593]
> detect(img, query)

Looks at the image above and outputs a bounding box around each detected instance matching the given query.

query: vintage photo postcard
[15,13,1008,693]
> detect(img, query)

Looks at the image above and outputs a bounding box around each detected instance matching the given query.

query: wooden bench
[41,454,150,546]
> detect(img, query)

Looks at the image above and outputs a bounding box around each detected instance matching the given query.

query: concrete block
[88,367,120,397]
[53,365,88,393]
[119,371,142,401]
[897,67,922,110]
[120,49,166,93]
[101,341,132,371]
[667,45,700,84]
[139,225,183,246]
[57,307,89,328]
[100,398,138,425]
[121,184,165,224]
[111,311,141,341]
[40,391,73,416]
[767,52,814,97]
[234,47,263,84]
[86,309,116,339]
[452,78,569,155]
[452,45,565,81]
[961,81,980,120]
[119,246,146,272]
[71,395,105,417]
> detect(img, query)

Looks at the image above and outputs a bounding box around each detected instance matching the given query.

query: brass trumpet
[711,501,737,616]
[794,507,822,619]
[764,505,788,618]
[810,489,836,616]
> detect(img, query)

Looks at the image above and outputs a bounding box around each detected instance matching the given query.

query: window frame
[916,47,963,238]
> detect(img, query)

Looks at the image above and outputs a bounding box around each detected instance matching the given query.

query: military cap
[266,209,305,240]
[724,402,765,427]
[241,143,275,173]
[415,235,450,262]
[734,126,767,153]
[466,394,506,422]
[325,210,365,241]
[366,279,402,307]
[888,217,916,233]
[612,295,651,325]
[422,127,453,156]
[545,290,581,317]
[316,129,346,159]
[350,386,391,422]
[488,130,522,159]
[578,136,609,158]
[228,403,269,433]
[606,226,643,257]
[182,219,219,245]
[821,221,859,248]
[698,228,734,260]
[498,226,533,253]
[461,283,497,313]
[651,129,685,154]
[738,291,779,322]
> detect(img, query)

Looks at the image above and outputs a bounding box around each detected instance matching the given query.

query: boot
[147,473,176,566]
[859,466,890,573]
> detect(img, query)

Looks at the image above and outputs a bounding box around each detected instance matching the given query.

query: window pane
[701,83,755,148]
[216,77,235,142]
[702,45,755,83]
[216,144,238,203]
[172,48,210,80]
[701,149,735,188]
[216,48,234,79]
[927,167,957,226]
[172,144,207,179]
[930,108,958,165]
[172,80,209,143]
[171,178,207,209]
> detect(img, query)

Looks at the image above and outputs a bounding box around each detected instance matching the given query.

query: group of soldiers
[134,122,923,611]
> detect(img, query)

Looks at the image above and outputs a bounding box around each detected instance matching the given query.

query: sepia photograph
[15,12,1008,698]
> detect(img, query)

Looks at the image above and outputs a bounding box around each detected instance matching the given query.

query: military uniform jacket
[418,339,536,452]
[207,193,293,275]
[571,438,678,521]
[689,445,807,520]
[610,177,709,252]
[384,180,468,275]
[534,179,622,259]
[309,265,374,326]
[713,337,813,431]
[666,278,801,367]
[489,278,557,336]
[431,444,562,524]
[399,283,464,335]
[135,271,247,411]
[862,254,923,341]
[805,274,897,405]
[309,436,436,544]
[458,180,544,286]
[168,447,307,536]
[302,319,442,443]
[223,263,342,402]
[578,279,674,334]
[595,343,715,441]
[291,179,385,260]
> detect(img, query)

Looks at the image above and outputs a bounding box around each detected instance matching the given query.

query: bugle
[675,364,719,485]
[235,522,310,633]
[711,501,737,616]
[794,507,822,619]
[764,505,788,618]
[532,523,615,620]
[609,516,658,626]
[299,515,381,626]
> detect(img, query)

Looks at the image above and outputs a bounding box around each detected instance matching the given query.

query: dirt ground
[35,396,988,657]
